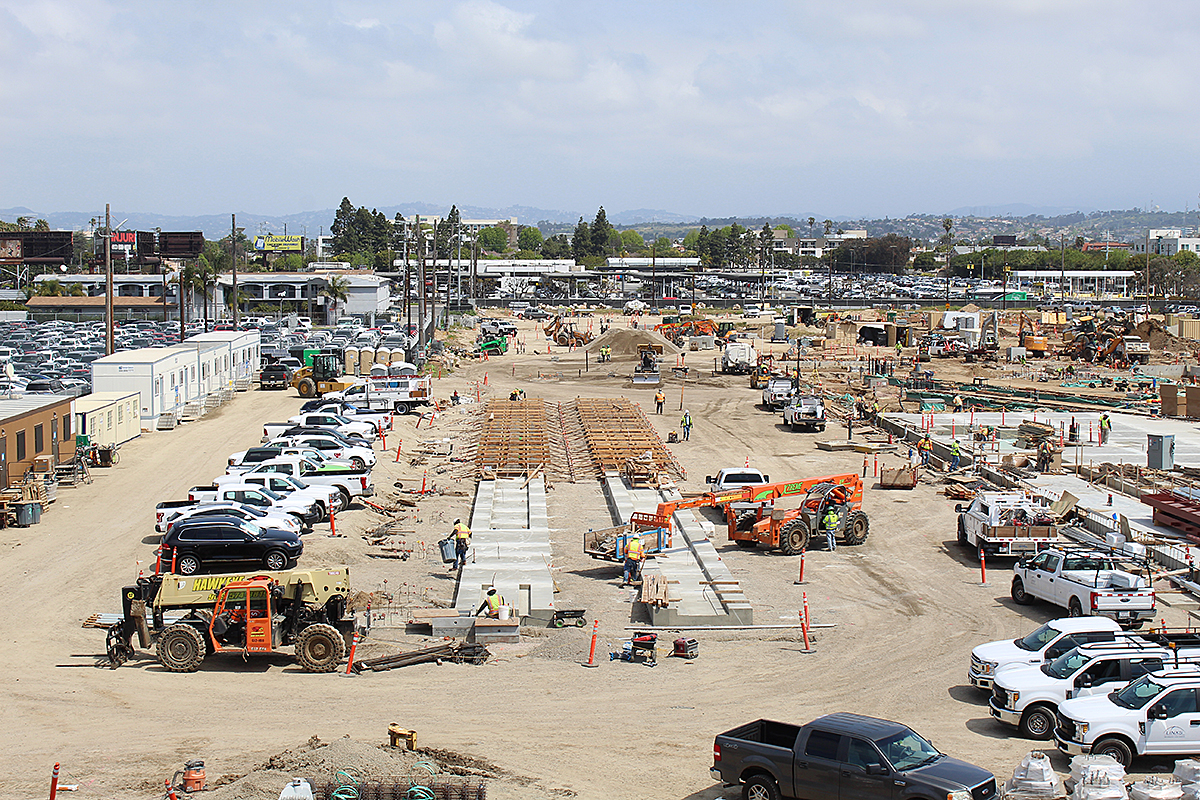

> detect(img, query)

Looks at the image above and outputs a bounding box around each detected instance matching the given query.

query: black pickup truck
[712,714,996,800]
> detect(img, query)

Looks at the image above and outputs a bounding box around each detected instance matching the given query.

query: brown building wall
[0,398,75,487]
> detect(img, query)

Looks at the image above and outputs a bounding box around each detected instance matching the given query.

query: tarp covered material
[1129,777,1184,800]
[1004,751,1065,799]
[1069,754,1125,787]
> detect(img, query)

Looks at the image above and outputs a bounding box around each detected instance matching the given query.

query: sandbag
[1177,762,1200,785]
[1130,777,1184,800]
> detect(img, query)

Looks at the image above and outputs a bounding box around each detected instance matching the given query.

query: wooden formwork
[473,400,553,478]
[575,398,685,479]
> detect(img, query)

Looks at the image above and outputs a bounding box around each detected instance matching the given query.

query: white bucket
[497,605,512,620]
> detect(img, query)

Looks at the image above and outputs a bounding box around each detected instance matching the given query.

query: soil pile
[585,327,680,356]
[1135,319,1173,350]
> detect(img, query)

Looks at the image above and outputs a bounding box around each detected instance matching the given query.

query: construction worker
[509,389,520,401]
[623,535,645,586]
[950,440,961,471]
[476,587,504,618]
[680,410,693,441]
[952,395,963,413]
[654,389,666,414]
[450,390,460,405]
[918,435,932,467]
[1100,413,1111,445]
[822,506,839,551]
[452,518,472,569]
[1037,440,1053,472]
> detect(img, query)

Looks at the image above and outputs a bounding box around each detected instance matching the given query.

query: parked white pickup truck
[246,456,374,509]
[1011,548,1155,628]
[186,482,321,524]
[956,492,1061,558]
[285,413,378,440]
[215,473,341,517]
[1055,667,1200,768]
[760,377,795,411]
[706,467,771,527]
[969,617,1123,691]
[782,395,826,432]
[990,639,1200,739]
[269,434,377,470]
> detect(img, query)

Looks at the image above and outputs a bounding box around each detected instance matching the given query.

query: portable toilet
[375,347,392,365]
[343,347,358,376]
[357,349,374,375]
[369,363,388,377]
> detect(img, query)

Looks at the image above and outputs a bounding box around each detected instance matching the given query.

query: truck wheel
[1068,597,1084,617]
[1020,704,1055,740]
[177,553,201,575]
[843,511,869,545]
[742,774,780,800]
[350,456,365,470]
[296,623,346,672]
[957,516,968,546]
[778,519,810,555]
[1011,577,1030,605]
[735,510,758,532]
[297,378,317,398]
[393,402,409,415]
[263,549,288,571]
[157,624,207,672]
[1092,737,1132,769]
[337,487,352,510]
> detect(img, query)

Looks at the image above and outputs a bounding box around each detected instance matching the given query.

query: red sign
[111,230,136,245]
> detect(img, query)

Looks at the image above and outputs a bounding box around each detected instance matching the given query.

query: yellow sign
[253,235,303,252]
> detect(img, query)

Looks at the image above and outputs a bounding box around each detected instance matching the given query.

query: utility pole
[105,203,113,352]
[230,214,239,328]
[1145,229,1151,303]
[416,215,424,353]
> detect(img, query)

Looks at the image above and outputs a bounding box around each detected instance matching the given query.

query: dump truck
[102,567,356,673]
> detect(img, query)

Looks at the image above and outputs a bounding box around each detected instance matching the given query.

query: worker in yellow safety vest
[823,508,839,551]
[452,519,471,570]
[476,587,504,618]
[623,535,645,586]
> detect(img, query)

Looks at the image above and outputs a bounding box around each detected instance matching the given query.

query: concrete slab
[455,477,556,624]
[602,472,753,626]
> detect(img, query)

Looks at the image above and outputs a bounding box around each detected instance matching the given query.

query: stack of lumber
[640,573,671,608]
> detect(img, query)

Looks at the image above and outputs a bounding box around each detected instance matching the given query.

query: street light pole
[105,203,113,355]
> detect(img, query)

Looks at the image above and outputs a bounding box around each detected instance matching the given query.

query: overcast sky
[1,0,1195,221]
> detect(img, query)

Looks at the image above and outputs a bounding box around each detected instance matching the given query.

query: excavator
[543,315,594,347]
[1018,313,1050,358]
[656,472,868,555]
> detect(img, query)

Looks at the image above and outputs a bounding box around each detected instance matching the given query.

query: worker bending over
[623,535,645,586]
[451,518,471,570]
[476,587,504,618]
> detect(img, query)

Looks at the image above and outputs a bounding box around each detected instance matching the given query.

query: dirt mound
[206,735,510,800]
[585,327,680,355]
[1136,319,1173,351]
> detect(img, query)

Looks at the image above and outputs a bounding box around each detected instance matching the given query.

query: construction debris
[352,642,490,672]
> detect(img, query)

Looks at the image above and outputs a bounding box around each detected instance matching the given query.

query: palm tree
[194,256,219,329]
[321,275,350,324]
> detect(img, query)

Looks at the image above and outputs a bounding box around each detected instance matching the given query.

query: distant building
[1081,241,1130,252]
[1132,229,1200,256]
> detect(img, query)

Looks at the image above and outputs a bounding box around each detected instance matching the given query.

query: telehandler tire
[157,624,207,672]
[843,511,870,545]
[295,623,346,672]
[735,510,758,532]
[778,518,810,555]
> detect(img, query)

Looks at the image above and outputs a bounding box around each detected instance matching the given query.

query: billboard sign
[110,229,136,253]
[253,235,304,252]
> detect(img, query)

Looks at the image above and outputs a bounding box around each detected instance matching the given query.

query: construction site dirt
[6,311,1194,799]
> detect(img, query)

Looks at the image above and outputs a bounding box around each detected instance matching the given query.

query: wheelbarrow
[551,609,588,628]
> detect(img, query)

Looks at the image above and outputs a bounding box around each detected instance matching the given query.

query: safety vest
[625,537,644,561]
[486,593,502,612]
[918,439,931,451]
[1100,417,1111,430]
[951,442,961,455]
[454,523,471,540]
[655,392,665,403]
[681,414,691,427]
[823,511,839,530]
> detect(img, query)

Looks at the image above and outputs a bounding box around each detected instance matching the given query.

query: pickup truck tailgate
[1092,589,1155,615]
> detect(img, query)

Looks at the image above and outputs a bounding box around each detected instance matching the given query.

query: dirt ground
[3,312,1193,799]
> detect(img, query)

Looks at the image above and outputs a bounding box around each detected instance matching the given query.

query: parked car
[1011,548,1155,628]
[160,515,303,575]
[782,396,826,432]
[968,617,1123,691]
[712,714,996,800]
[259,363,291,390]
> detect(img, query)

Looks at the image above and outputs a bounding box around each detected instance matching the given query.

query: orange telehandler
[648,473,868,555]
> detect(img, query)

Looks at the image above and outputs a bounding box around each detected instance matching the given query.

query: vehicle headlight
[948,791,971,800]
[980,661,996,676]
[1077,721,1088,735]
[1009,691,1019,706]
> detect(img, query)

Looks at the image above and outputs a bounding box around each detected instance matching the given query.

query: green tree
[478,226,508,252]
[807,217,816,238]
[321,275,350,321]
[571,217,591,260]
[823,219,833,236]
[541,234,570,259]
[619,229,645,254]
[518,227,544,252]
[589,207,615,258]
[330,197,358,255]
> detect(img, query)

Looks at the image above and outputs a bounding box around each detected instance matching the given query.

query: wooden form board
[575,398,685,479]
[476,400,552,477]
